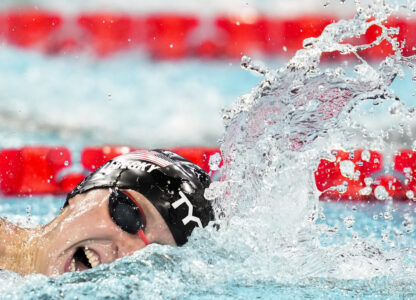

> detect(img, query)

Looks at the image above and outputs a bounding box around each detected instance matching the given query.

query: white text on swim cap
[127,161,160,173]
[110,159,160,173]
[172,191,203,228]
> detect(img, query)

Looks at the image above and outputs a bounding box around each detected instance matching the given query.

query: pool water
[0,47,262,150]
[1,1,416,299]
[1,198,415,299]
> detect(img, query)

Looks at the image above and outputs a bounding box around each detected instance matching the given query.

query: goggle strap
[138,229,150,245]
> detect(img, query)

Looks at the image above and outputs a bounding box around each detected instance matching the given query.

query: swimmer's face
[40,189,176,276]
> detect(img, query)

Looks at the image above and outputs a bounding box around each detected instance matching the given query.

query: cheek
[58,214,120,243]
[95,243,119,264]
[93,218,117,231]
[66,205,114,232]
[115,233,147,258]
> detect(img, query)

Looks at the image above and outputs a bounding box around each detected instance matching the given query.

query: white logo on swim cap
[103,159,160,174]
[171,191,202,228]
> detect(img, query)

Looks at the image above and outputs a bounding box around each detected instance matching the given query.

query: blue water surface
[1,196,416,299]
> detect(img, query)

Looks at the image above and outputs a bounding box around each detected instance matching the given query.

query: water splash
[206,0,416,281]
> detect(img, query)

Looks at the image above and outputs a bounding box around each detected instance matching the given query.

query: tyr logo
[171,191,202,228]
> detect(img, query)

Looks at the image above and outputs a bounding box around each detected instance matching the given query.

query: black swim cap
[65,149,214,246]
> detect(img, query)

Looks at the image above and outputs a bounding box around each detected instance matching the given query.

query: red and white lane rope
[0,10,415,59]
[0,145,416,201]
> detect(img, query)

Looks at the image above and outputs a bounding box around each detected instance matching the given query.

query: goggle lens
[109,189,146,234]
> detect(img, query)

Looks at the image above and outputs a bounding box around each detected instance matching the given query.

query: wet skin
[0,189,176,277]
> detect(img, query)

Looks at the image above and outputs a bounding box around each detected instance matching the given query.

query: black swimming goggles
[109,189,150,245]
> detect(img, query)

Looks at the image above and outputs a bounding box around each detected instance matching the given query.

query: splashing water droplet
[26,205,31,218]
[364,177,374,186]
[337,181,348,193]
[204,181,227,202]
[406,190,414,200]
[384,211,393,220]
[340,160,355,179]
[381,231,390,242]
[361,150,371,162]
[359,187,372,196]
[402,214,414,233]
[343,216,355,229]
[374,185,389,200]
[209,153,222,171]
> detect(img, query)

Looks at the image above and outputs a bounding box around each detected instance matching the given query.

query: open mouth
[66,246,101,272]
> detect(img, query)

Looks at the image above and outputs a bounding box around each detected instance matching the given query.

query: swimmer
[0,149,214,276]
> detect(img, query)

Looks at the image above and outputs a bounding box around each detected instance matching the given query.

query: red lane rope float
[145,14,199,59]
[0,146,222,196]
[77,13,142,56]
[1,10,416,59]
[81,146,219,172]
[215,15,268,58]
[81,146,138,172]
[0,146,416,201]
[5,10,62,49]
[0,146,71,195]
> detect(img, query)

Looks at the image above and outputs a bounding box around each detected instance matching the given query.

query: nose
[116,231,148,258]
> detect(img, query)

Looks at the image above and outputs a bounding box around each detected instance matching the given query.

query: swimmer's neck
[0,218,44,275]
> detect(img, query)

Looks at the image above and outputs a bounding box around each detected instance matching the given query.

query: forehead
[69,188,111,208]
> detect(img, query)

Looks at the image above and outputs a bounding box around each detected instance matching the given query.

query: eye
[109,190,145,234]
